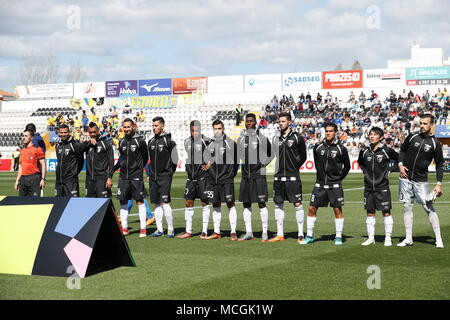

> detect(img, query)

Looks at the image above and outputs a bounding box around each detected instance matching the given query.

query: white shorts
[399,178,429,204]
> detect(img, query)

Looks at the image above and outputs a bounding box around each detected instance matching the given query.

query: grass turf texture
[0,172,449,300]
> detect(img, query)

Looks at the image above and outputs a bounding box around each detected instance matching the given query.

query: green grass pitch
[0,171,449,300]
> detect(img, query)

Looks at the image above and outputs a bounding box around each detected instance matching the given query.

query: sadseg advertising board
[105,80,138,97]
[282,72,321,91]
[322,70,363,89]
[244,74,282,92]
[138,79,172,96]
[363,69,405,88]
[15,83,73,99]
[207,75,244,93]
[73,82,105,98]
[406,66,450,86]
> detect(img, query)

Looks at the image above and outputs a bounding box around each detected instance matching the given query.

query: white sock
[307,216,316,237]
[335,218,344,238]
[274,204,284,237]
[243,207,253,235]
[185,207,195,234]
[154,205,164,233]
[295,206,304,238]
[260,207,269,234]
[213,207,221,234]
[384,215,393,238]
[162,204,174,234]
[137,203,146,230]
[404,203,413,242]
[229,206,237,234]
[366,216,376,239]
[426,209,442,243]
[202,205,210,234]
[120,204,128,230]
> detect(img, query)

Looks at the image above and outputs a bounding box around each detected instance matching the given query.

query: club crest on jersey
[158,145,164,152]
[331,150,338,158]
[130,145,137,152]
[424,144,432,152]
[287,140,294,148]
[97,146,102,153]
[320,149,325,156]
[376,155,383,163]
[151,145,155,150]
[65,149,70,156]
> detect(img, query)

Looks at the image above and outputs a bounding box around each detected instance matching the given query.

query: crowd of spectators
[258,88,450,156]
[46,104,146,151]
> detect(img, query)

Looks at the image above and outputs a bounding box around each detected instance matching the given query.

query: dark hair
[420,113,435,123]
[23,129,35,137]
[369,126,384,138]
[245,113,257,121]
[25,123,37,133]
[278,112,291,121]
[58,124,70,131]
[324,122,338,132]
[190,120,201,128]
[212,119,224,127]
[122,118,134,125]
[152,116,165,124]
[88,122,98,128]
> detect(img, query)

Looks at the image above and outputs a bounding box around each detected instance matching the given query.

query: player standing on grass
[202,119,238,240]
[357,127,399,246]
[269,112,307,243]
[177,120,213,239]
[55,124,84,197]
[397,113,445,248]
[237,113,273,241]
[14,129,46,196]
[148,117,179,238]
[301,122,350,246]
[82,122,114,198]
[114,118,149,238]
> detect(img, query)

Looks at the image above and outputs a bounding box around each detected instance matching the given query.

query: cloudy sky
[1,0,449,92]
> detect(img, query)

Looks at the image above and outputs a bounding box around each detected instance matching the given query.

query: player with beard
[397,113,444,248]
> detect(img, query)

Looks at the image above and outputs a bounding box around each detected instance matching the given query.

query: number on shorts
[206,191,214,199]
[400,193,403,200]
[185,188,189,196]
[311,194,315,202]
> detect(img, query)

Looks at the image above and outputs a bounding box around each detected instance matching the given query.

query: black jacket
[313,139,351,185]
[272,129,307,178]
[114,133,148,180]
[237,128,273,179]
[358,144,399,191]
[206,134,238,185]
[148,132,178,180]
[399,131,444,182]
[184,134,211,180]
[82,136,114,180]
[56,136,84,183]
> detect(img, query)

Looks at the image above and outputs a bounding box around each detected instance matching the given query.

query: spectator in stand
[82,110,89,132]
[369,90,378,102]
[299,93,305,103]
[305,92,312,103]
[359,91,366,103]
[349,91,356,103]
[317,92,323,103]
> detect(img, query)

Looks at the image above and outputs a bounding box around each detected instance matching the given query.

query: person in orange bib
[14,130,46,196]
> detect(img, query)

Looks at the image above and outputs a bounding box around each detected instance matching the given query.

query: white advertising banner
[207,75,244,93]
[73,82,106,98]
[282,72,322,91]
[244,73,282,92]
[363,68,405,88]
[15,83,73,99]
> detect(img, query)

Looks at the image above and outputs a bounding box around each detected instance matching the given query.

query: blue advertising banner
[434,125,450,138]
[105,80,138,97]
[406,66,450,86]
[138,79,172,96]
